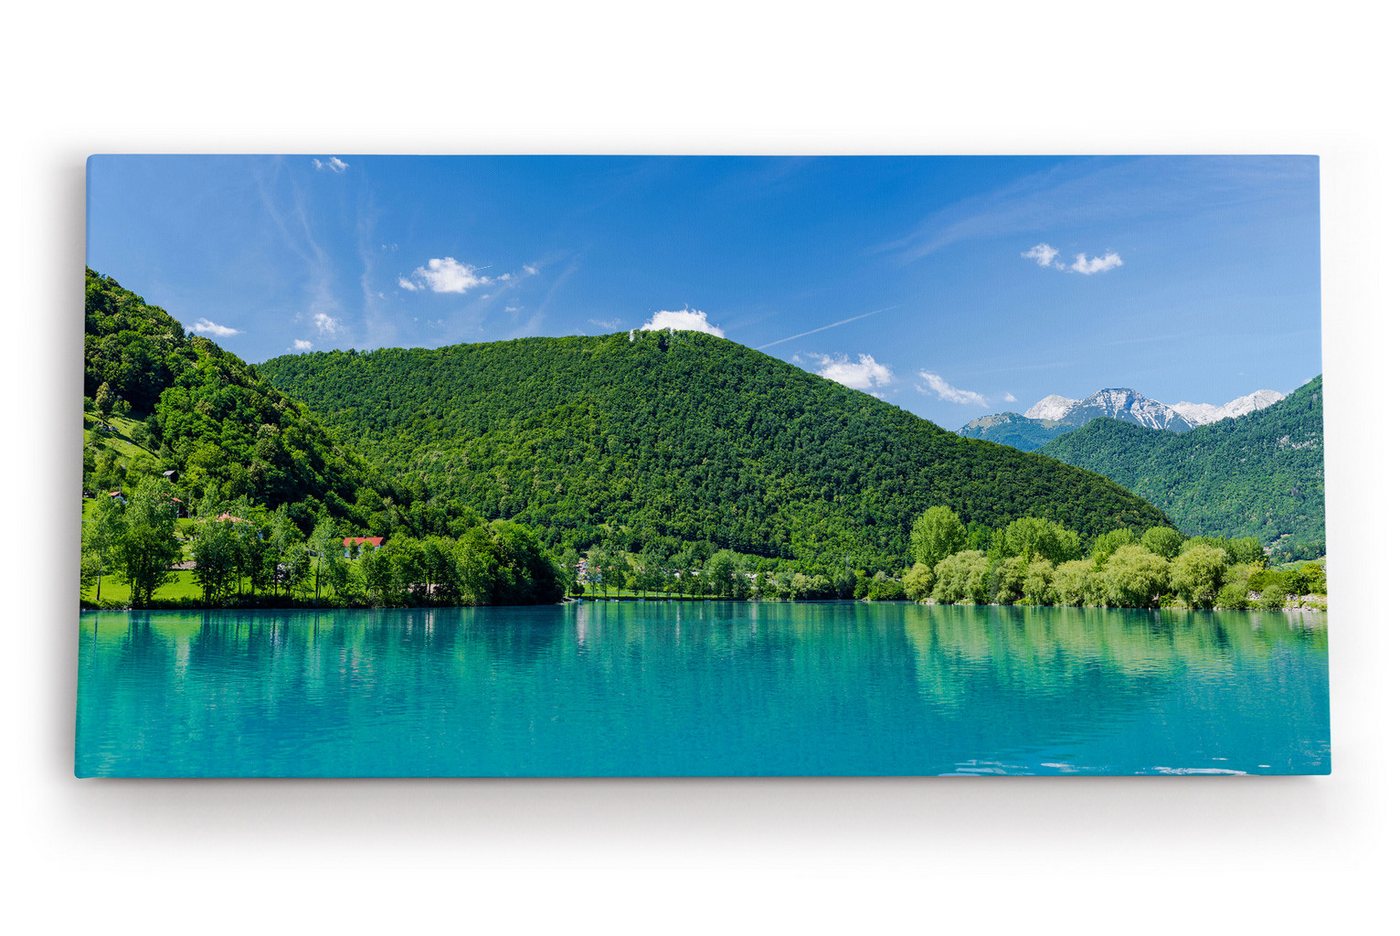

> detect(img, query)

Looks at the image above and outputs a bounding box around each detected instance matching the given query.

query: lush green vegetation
[81,476,563,609]
[84,269,470,535]
[553,507,1324,611]
[81,270,560,607]
[259,329,1170,570]
[894,508,1325,611]
[1039,377,1325,559]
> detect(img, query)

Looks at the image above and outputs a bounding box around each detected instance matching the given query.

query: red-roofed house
[343,536,384,558]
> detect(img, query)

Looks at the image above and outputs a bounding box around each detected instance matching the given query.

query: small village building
[343,536,385,558]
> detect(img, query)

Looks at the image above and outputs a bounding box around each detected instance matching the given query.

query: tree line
[896,506,1325,611]
[81,477,562,608]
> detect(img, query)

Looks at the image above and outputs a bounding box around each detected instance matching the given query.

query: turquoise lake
[75,602,1330,777]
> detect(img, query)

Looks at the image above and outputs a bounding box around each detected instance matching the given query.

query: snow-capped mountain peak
[1024,394,1077,421]
[1065,388,1193,432]
[1170,389,1285,427]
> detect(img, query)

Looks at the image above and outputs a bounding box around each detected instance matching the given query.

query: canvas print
[78,155,1328,777]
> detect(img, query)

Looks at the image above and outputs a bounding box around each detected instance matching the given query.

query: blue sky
[87,155,1321,429]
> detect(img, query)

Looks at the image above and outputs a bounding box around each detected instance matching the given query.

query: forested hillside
[1039,377,1325,558]
[84,269,437,533]
[259,330,1171,569]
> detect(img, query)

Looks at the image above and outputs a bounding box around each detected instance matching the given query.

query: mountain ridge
[258,330,1172,568]
[963,384,1287,450]
[1038,376,1324,557]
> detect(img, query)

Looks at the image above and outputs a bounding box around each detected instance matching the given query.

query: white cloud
[312,312,339,335]
[399,256,493,294]
[312,156,349,173]
[293,339,313,351]
[589,318,623,330]
[1002,392,1018,403]
[1069,251,1124,275]
[810,353,894,392]
[1021,243,1060,267]
[916,371,988,407]
[189,318,240,338]
[1023,242,1124,275]
[640,309,725,337]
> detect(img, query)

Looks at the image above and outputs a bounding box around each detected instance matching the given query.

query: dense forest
[81,270,561,607]
[84,269,490,536]
[258,330,1170,570]
[1039,377,1325,559]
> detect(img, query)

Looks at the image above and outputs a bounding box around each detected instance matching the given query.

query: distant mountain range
[958,386,1285,450]
[1039,377,1324,558]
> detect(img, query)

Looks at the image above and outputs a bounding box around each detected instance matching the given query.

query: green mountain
[258,329,1171,569]
[957,412,1072,450]
[83,269,415,531]
[1038,376,1325,558]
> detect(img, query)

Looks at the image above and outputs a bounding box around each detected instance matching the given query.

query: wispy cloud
[312,156,349,173]
[256,161,346,346]
[312,311,339,335]
[589,318,623,330]
[805,353,893,392]
[1002,391,1018,403]
[916,371,988,407]
[883,156,1313,263]
[641,309,725,337]
[756,306,892,351]
[189,318,240,338]
[293,339,313,351]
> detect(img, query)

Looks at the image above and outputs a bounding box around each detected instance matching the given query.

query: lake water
[76,602,1330,777]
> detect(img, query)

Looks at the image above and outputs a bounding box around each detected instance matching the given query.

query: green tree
[309,516,347,601]
[456,527,498,604]
[902,562,934,601]
[1225,537,1266,566]
[1051,559,1101,607]
[910,506,967,568]
[1216,583,1251,610]
[1090,528,1136,566]
[94,381,116,424]
[81,494,126,602]
[361,546,396,605]
[419,535,460,604]
[1139,526,1183,559]
[114,477,182,606]
[191,517,241,604]
[1023,558,1056,606]
[488,522,564,604]
[1000,516,1082,565]
[990,555,1030,604]
[931,550,990,604]
[1171,544,1229,609]
[1100,544,1171,608]
[706,550,741,599]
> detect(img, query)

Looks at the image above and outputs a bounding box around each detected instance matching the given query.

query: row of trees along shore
[898,507,1325,611]
[82,479,1324,612]
[81,477,562,608]
[567,507,1325,611]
